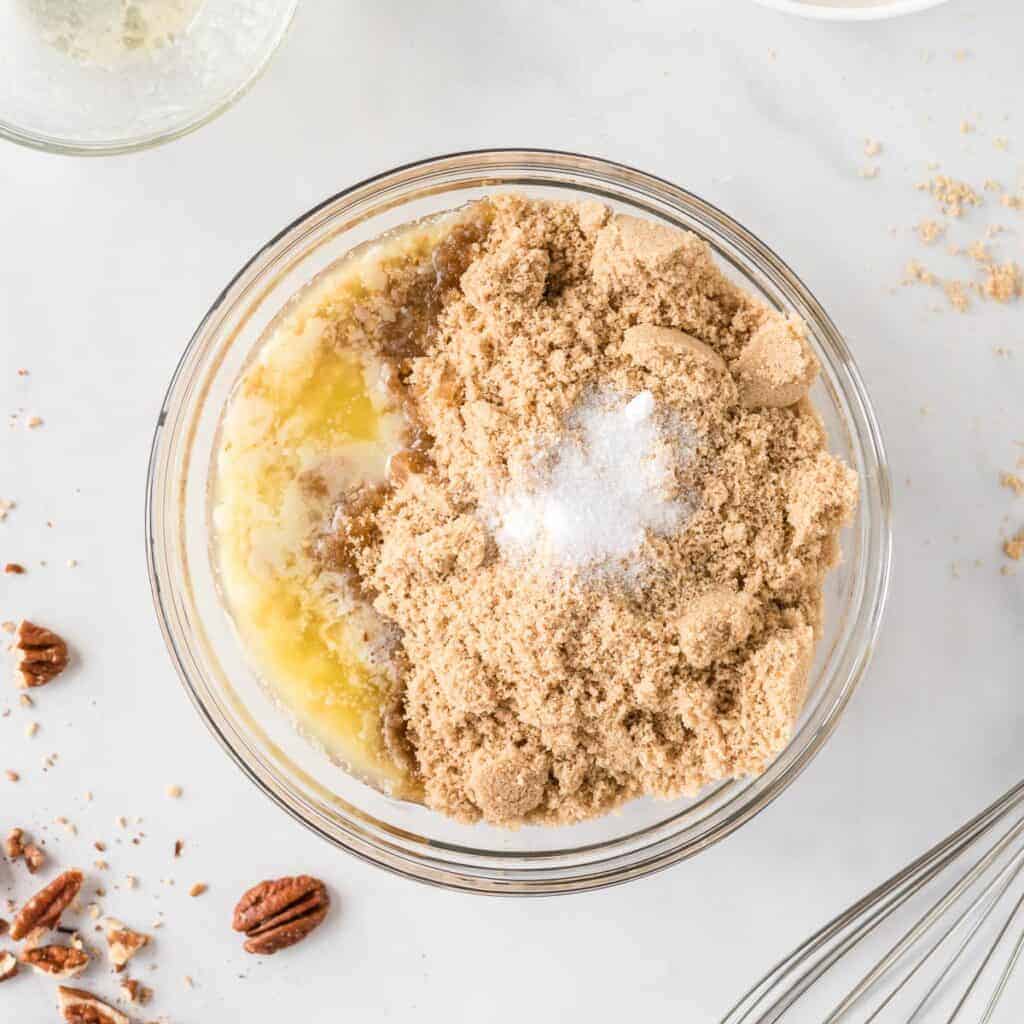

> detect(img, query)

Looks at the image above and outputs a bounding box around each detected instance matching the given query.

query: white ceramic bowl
[750,0,952,20]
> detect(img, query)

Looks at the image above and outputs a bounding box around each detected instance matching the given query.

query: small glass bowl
[0,0,296,156]
[146,150,892,895]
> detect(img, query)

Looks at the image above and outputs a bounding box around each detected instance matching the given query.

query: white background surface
[1,1,1022,1020]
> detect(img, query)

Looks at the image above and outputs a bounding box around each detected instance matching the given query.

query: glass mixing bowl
[0,0,296,156]
[146,150,892,895]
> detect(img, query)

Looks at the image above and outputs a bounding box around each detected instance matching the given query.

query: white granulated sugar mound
[492,390,694,571]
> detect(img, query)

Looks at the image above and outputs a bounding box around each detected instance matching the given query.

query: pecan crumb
[4,563,26,575]
[5,770,19,782]
[24,843,46,874]
[165,784,182,798]
[173,840,183,858]
[189,883,207,898]
[4,827,25,860]
[0,950,17,983]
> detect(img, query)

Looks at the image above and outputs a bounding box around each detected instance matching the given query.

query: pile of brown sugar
[327,195,858,827]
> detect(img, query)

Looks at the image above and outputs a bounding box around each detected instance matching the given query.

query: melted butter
[215,324,410,796]
[214,208,486,801]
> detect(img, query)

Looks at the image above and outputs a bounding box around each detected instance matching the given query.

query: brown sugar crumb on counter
[1002,473,1024,496]
[1005,529,1024,561]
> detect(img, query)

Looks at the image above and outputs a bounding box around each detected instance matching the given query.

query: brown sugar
[321,196,857,826]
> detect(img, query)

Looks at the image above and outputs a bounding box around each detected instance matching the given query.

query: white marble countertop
[1,1,1022,1020]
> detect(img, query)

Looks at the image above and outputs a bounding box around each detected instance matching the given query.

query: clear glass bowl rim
[0,0,297,157]
[146,149,893,895]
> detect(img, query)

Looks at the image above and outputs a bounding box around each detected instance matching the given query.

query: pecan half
[10,869,83,940]
[14,620,69,688]
[57,986,130,1024]
[103,919,150,971]
[21,944,89,978]
[0,950,17,982]
[232,875,329,955]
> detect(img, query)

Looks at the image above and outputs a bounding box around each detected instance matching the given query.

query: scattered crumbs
[1001,564,1016,576]
[859,166,879,179]
[1004,529,1024,561]
[967,240,992,264]
[94,859,109,870]
[905,260,936,285]
[189,883,207,898]
[984,179,1004,192]
[953,48,970,61]
[951,561,961,579]
[944,280,970,312]
[4,562,26,575]
[982,263,1023,303]
[16,368,28,376]
[768,48,776,60]
[917,220,945,244]
[20,694,33,708]
[125,874,138,889]
[4,770,19,782]
[84,790,93,801]
[116,816,128,829]
[25,721,38,738]
[94,841,106,852]
[66,558,78,568]
[1002,194,1024,212]
[960,120,975,134]
[985,224,1006,239]
[994,346,1014,358]
[1003,473,1024,496]
[26,415,43,429]
[184,974,194,989]
[173,840,184,858]
[1,621,15,634]
[864,138,882,157]
[919,405,931,417]
[165,784,183,799]
[993,136,1009,151]
[924,175,981,217]
[0,499,13,521]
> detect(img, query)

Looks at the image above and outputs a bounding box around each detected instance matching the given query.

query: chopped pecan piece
[232,875,329,955]
[4,827,25,860]
[10,869,83,940]
[0,950,17,982]
[14,620,69,688]
[119,978,152,1005]
[24,843,46,874]
[103,918,150,971]
[4,563,26,575]
[21,943,89,978]
[57,986,130,1024]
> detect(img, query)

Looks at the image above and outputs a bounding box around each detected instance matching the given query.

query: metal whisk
[722,780,1024,1023]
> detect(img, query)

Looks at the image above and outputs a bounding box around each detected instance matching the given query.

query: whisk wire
[721,779,1024,1024]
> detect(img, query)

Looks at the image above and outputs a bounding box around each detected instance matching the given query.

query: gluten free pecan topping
[232,875,329,955]
[57,986,130,1024]
[0,950,17,982]
[22,943,89,978]
[102,918,150,971]
[14,620,69,688]
[10,869,83,940]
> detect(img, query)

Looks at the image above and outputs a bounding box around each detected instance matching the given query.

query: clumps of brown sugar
[333,196,858,827]
[919,175,981,217]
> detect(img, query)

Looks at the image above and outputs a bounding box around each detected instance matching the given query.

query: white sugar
[491,390,694,572]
